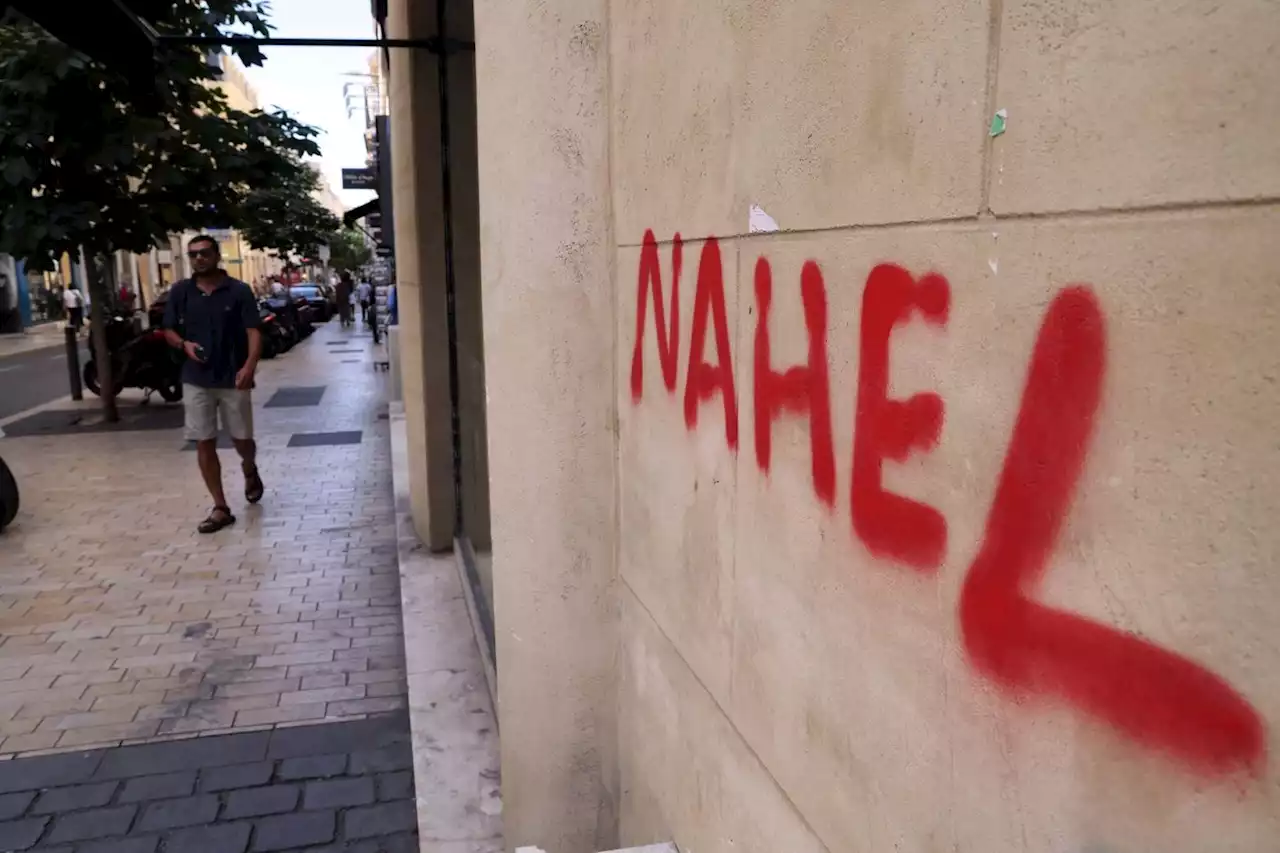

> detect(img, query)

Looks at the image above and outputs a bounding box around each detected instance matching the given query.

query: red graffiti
[628,233,1267,776]
[753,257,836,506]
[851,264,949,571]
[959,286,1265,776]
[630,229,682,400]
[683,238,738,450]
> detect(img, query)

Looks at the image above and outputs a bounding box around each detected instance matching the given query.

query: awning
[343,197,380,229]
[4,1,169,107]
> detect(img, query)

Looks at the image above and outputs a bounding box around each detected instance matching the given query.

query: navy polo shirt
[163,276,261,389]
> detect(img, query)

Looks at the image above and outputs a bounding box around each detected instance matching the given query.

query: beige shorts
[184,385,254,442]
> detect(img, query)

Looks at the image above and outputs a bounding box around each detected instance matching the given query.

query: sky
[242,0,381,211]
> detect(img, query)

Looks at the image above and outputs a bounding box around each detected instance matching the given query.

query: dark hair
[187,234,220,254]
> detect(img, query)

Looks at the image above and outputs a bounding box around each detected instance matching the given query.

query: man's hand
[235,363,256,390]
[183,340,204,362]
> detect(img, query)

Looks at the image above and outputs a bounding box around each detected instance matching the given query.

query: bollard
[64,326,82,401]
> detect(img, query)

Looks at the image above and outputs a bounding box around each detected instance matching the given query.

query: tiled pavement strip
[0,715,419,852]
[0,319,473,850]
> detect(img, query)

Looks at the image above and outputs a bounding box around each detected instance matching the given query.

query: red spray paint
[753,257,836,506]
[959,286,1265,776]
[626,231,1267,778]
[630,229,682,401]
[850,264,949,571]
[683,238,738,450]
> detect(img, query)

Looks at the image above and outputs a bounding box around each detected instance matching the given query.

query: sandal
[244,465,265,504]
[198,506,236,534]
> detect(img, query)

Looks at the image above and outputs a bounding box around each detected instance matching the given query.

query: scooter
[262,297,303,350]
[84,314,184,403]
[259,305,290,360]
[0,456,17,532]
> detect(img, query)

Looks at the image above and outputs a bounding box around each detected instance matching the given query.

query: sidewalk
[0,320,497,850]
[0,323,71,360]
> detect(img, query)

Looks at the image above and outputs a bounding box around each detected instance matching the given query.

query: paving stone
[32,781,118,814]
[304,777,375,810]
[346,834,420,853]
[78,837,159,853]
[0,752,101,793]
[0,815,48,850]
[343,800,417,840]
[277,753,346,781]
[163,822,252,853]
[47,805,136,843]
[223,785,300,819]
[287,431,363,448]
[0,790,36,820]
[264,386,327,408]
[349,745,414,774]
[198,762,273,793]
[376,771,414,802]
[118,772,196,803]
[135,795,219,831]
[95,732,270,779]
[266,717,401,759]
[251,809,336,851]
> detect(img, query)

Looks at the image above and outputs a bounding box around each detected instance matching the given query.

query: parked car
[290,285,332,322]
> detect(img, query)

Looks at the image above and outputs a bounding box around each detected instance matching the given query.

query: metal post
[64,326,83,401]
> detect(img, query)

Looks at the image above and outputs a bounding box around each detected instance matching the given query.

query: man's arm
[162,285,202,361]
[235,286,262,390]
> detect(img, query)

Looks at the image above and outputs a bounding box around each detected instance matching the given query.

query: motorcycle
[263,296,304,349]
[259,304,291,359]
[0,456,17,532]
[84,314,184,403]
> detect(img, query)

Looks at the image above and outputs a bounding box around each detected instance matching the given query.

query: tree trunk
[85,249,119,423]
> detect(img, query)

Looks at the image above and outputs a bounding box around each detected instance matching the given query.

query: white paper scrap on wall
[749,204,780,233]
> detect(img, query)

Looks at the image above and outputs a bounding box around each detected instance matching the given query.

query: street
[0,340,90,422]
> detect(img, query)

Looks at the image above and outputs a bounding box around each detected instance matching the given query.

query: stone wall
[474,0,1280,850]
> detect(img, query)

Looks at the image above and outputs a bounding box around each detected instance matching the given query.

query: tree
[327,227,373,275]
[238,159,341,270]
[0,1,321,421]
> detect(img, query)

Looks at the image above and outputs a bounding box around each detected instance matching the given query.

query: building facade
[386,1,1280,852]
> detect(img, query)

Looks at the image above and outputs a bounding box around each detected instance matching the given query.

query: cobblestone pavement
[0,712,418,852]
[0,321,403,756]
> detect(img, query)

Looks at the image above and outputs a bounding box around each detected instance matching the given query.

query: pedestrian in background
[357,278,372,325]
[162,235,265,534]
[62,286,84,334]
[336,272,354,329]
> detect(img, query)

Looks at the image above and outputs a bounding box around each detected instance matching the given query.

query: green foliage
[326,227,373,274]
[238,159,342,265]
[0,0,321,269]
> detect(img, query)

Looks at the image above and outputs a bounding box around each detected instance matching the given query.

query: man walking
[163,235,265,533]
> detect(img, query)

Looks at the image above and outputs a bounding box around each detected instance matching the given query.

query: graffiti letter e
[851,264,949,571]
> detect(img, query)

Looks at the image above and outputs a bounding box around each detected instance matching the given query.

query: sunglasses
[187,248,216,259]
